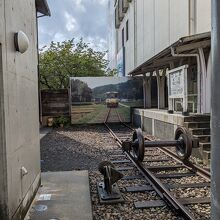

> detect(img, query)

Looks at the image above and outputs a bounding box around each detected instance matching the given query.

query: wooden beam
[176,40,211,53]
[153,56,179,66]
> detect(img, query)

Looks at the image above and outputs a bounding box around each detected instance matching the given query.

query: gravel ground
[40,125,117,172]
[40,125,210,220]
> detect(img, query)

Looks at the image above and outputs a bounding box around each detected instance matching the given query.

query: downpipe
[211,0,220,219]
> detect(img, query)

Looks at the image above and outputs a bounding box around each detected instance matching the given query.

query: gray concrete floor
[40,127,52,139]
[26,171,93,220]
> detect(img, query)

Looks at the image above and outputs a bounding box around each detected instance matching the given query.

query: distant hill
[93,78,143,100]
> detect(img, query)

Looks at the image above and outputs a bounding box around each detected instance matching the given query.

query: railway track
[103,114,211,220]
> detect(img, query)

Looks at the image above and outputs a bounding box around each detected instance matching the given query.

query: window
[122,28,124,47]
[126,20,129,41]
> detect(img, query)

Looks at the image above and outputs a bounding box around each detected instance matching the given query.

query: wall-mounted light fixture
[14,31,29,54]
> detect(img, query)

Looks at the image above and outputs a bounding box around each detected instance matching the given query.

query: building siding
[109,0,211,75]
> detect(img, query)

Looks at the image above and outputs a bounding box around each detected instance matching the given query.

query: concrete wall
[133,109,185,140]
[111,0,211,75]
[0,0,41,219]
[196,0,211,34]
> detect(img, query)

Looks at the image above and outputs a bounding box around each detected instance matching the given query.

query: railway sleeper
[125,182,210,193]
[135,197,210,209]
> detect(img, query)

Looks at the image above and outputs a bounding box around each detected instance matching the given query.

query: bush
[56,116,69,126]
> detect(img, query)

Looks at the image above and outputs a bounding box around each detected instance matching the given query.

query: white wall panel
[170,0,189,44]
[143,0,155,62]
[114,0,211,75]
[136,0,144,66]
[155,0,170,54]
[196,0,211,34]
[125,2,135,74]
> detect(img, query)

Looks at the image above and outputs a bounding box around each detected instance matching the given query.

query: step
[184,115,210,122]
[203,150,211,166]
[199,142,211,151]
[189,128,210,135]
[194,135,211,143]
[184,121,210,129]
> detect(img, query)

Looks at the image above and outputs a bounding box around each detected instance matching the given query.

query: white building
[108,0,212,162]
[107,0,117,71]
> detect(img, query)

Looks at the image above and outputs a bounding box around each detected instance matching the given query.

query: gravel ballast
[40,125,211,220]
[40,125,117,172]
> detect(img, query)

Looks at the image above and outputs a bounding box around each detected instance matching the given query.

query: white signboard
[167,65,188,112]
[169,70,184,98]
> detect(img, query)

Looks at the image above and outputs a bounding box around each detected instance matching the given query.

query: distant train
[105,92,119,108]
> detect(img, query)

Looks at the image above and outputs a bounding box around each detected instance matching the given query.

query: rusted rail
[103,121,211,220]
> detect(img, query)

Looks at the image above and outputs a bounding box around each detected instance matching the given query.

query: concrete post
[143,75,152,109]
[211,0,220,219]
[156,70,166,109]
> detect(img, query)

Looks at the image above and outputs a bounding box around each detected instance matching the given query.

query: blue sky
[38,0,108,51]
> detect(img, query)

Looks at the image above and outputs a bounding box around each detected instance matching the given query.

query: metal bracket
[97,161,124,204]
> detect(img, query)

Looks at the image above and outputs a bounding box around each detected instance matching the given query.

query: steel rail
[143,132,210,181]
[159,147,210,181]
[103,121,210,220]
[125,150,196,220]
[104,123,195,219]
[104,108,111,123]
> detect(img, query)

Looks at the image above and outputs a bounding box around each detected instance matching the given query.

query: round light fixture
[14,31,29,53]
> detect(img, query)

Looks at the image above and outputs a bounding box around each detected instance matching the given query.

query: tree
[71,79,93,102]
[39,38,109,89]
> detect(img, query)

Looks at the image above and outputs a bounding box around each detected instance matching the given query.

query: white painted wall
[169,0,189,43]
[136,0,144,66]
[143,0,155,64]
[196,0,211,34]
[117,1,135,75]
[0,0,41,219]
[107,0,117,70]
[110,0,211,75]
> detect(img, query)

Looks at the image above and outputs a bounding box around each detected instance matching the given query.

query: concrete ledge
[133,109,186,139]
[134,108,185,126]
[27,171,93,220]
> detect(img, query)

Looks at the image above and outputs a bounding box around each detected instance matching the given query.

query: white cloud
[85,36,107,51]
[64,12,78,32]
[38,0,108,52]
[53,32,66,42]
[74,0,86,12]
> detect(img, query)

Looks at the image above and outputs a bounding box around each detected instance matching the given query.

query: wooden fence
[41,89,70,117]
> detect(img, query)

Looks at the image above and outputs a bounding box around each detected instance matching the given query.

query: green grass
[71,104,131,124]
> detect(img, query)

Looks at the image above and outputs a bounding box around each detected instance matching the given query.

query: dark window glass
[122,28,124,47]
[126,20,129,41]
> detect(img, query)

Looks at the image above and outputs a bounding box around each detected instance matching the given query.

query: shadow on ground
[40,126,113,172]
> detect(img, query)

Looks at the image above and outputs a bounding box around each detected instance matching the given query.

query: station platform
[26,171,93,220]
[133,108,211,163]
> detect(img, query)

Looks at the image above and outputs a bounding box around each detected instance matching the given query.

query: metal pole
[211,0,220,219]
